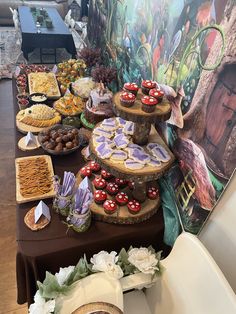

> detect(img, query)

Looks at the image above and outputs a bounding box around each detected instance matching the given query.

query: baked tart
[16,104,61,127]
[54,93,85,116]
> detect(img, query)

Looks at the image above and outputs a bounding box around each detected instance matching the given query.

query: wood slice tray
[16,118,49,134]
[73,302,123,314]
[76,174,160,224]
[113,90,171,123]
[90,125,175,182]
[15,155,55,204]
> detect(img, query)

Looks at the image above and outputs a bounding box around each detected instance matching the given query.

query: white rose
[29,291,55,314]
[55,265,75,286]
[128,248,158,275]
[90,251,124,279]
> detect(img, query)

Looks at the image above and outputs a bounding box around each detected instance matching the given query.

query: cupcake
[115,192,129,206]
[127,200,141,215]
[106,182,119,195]
[123,82,139,96]
[120,91,136,108]
[141,95,158,113]
[80,166,92,178]
[93,177,107,190]
[103,200,117,215]
[141,80,157,95]
[147,187,159,200]
[88,161,101,173]
[94,190,107,204]
[149,88,164,102]
[115,178,128,188]
[101,169,114,180]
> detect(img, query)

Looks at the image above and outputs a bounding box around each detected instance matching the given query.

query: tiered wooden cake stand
[85,89,175,224]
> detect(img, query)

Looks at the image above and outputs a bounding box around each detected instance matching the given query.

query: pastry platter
[15,155,55,204]
[28,72,61,99]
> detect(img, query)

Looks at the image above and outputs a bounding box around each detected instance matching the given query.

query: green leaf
[37,272,71,300]
[66,257,91,286]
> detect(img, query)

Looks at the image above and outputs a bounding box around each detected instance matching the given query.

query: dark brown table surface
[13,80,166,306]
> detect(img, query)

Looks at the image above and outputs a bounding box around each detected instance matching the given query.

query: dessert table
[18,6,76,62]
[12,80,166,306]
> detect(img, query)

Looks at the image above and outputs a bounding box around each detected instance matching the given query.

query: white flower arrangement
[29,247,162,314]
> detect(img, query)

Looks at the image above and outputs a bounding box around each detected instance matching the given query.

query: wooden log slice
[113,90,171,124]
[90,125,175,182]
[76,173,160,224]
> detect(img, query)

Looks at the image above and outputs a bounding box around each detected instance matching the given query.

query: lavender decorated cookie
[114,134,129,149]
[93,127,113,138]
[125,143,144,151]
[129,148,150,164]
[146,142,159,152]
[123,121,134,135]
[101,118,118,131]
[103,118,116,124]
[116,117,127,127]
[111,149,127,161]
[115,128,124,136]
[147,157,162,167]
[150,146,171,162]
[124,159,145,170]
[95,143,113,159]
[94,135,115,147]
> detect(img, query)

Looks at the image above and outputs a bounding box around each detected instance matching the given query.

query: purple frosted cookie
[129,148,150,164]
[114,134,129,149]
[95,143,113,159]
[111,149,128,161]
[124,159,144,170]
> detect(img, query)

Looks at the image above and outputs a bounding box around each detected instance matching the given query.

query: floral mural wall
[88,0,236,238]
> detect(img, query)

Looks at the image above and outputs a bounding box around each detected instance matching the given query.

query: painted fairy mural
[87,0,236,237]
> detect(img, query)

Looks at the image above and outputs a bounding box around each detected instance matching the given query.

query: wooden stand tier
[113,90,171,145]
[90,125,175,182]
[76,174,160,224]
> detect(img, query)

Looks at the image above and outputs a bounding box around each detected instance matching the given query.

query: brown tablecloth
[13,81,165,306]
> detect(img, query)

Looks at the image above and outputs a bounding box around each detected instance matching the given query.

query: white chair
[9,7,22,45]
[199,169,236,293]
[122,233,236,314]
[56,272,123,314]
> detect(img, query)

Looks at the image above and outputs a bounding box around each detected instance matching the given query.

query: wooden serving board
[18,135,41,151]
[15,155,55,204]
[76,174,160,224]
[28,72,61,99]
[16,119,47,134]
[90,125,175,182]
[113,90,171,123]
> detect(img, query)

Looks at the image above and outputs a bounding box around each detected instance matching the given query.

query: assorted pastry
[93,117,171,170]
[39,126,80,153]
[16,104,61,128]
[16,156,53,198]
[56,59,86,94]
[54,92,85,116]
[28,72,61,97]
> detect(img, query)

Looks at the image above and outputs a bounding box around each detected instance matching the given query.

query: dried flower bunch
[91,65,117,86]
[79,47,102,68]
